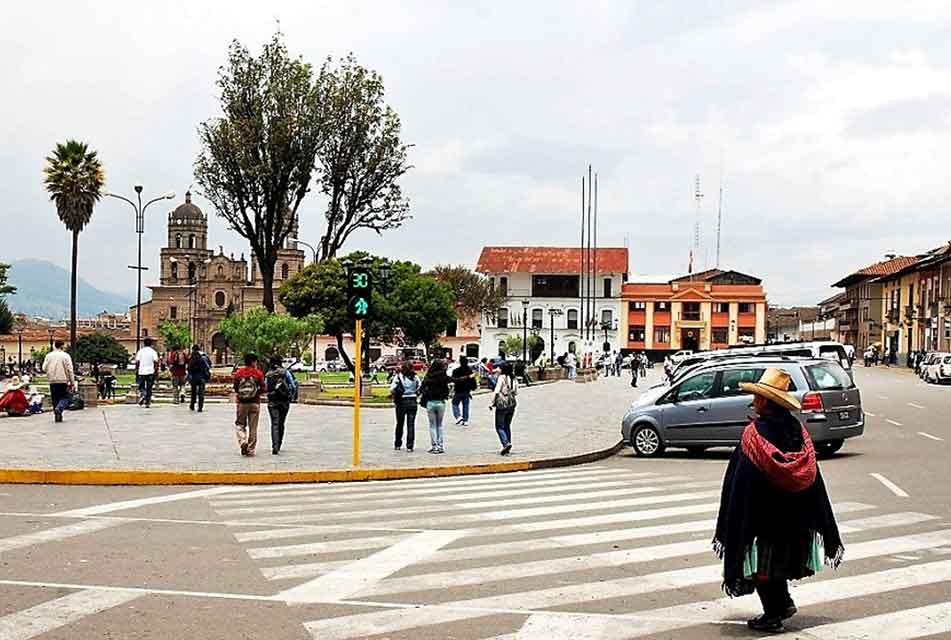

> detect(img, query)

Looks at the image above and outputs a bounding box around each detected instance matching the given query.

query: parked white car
[925,353,951,384]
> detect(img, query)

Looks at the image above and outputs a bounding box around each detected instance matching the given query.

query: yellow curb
[0,442,623,486]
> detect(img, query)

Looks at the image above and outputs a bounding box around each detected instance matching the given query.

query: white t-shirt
[136,347,159,375]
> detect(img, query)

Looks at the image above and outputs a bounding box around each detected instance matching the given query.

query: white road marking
[278,529,466,603]
[508,613,617,639]
[53,486,241,517]
[234,526,391,543]
[758,600,951,640]
[306,531,951,639]
[261,559,352,581]
[870,472,910,497]
[864,411,876,417]
[908,402,926,409]
[918,431,944,441]
[0,589,139,640]
[878,394,890,400]
[0,579,281,602]
[886,418,903,426]
[248,534,403,559]
[0,519,120,554]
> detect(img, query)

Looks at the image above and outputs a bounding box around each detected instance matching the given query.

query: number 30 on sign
[347,267,372,319]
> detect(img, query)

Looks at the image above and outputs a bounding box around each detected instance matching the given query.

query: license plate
[838,411,850,420]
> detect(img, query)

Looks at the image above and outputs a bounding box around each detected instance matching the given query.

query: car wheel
[816,439,843,458]
[685,446,707,456]
[631,424,665,457]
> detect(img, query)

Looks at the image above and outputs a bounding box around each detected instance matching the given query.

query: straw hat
[739,368,801,412]
[5,376,22,391]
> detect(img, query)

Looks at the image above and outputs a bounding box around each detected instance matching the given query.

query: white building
[476,246,629,361]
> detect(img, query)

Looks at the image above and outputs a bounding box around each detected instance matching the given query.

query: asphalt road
[1,366,950,639]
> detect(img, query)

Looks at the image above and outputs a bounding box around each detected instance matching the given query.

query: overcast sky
[4,1,951,306]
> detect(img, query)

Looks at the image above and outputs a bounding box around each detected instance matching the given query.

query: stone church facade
[129,192,305,364]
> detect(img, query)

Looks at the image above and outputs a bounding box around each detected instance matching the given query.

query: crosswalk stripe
[53,486,239,516]
[304,529,951,639]
[279,529,467,603]
[247,534,404,559]
[0,589,139,640]
[0,519,121,554]
[234,526,358,543]
[261,559,353,581]
[209,469,648,506]
[215,467,637,501]
[755,600,951,639]
[457,481,719,510]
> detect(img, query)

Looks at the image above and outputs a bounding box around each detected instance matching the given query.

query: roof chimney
[884,252,897,261]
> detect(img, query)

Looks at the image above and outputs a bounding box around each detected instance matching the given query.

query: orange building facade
[621,269,768,354]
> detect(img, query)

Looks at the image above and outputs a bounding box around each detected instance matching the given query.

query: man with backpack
[167,346,188,405]
[233,353,265,456]
[265,355,298,455]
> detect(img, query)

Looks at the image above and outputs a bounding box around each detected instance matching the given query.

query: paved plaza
[0,372,656,473]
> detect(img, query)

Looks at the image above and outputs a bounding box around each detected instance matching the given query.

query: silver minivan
[621,356,863,458]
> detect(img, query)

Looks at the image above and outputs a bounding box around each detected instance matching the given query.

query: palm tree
[43,140,105,349]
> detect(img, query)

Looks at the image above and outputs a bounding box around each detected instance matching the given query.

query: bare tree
[195,32,322,312]
[315,54,412,261]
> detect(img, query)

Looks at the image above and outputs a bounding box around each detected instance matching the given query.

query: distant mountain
[5,259,134,319]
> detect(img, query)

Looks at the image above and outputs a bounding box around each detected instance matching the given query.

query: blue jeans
[49,383,70,415]
[427,400,446,450]
[451,395,470,422]
[494,407,515,446]
[568,366,577,380]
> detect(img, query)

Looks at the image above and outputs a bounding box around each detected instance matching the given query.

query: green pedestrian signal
[346,266,372,319]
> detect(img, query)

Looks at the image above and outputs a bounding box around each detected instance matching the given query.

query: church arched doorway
[325,346,340,362]
[211,333,229,365]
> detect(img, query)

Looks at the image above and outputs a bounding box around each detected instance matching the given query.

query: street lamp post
[105,186,175,355]
[287,237,317,264]
[521,299,530,361]
[15,327,23,370]
[548,308,563,361]
[47,327,54,350]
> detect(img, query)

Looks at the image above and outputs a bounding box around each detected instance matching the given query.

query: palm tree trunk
[70,228,78,349]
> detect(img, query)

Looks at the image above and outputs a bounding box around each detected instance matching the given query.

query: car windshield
[818,345,851,369]
[806,362,854,390]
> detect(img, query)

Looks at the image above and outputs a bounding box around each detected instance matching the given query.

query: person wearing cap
[713,368,843,633]
[0,377,29,416]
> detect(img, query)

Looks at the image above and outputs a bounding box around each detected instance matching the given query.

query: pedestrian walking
[233,353,265,457]
[265,355,298,455]
[614,351,623,377]
[390,361,420,451]
[134,338,159,408]
[565,351,577,381]
[41,339,74,423]
[630,359,639,388]
[639,353,648,378]
[451,355,475,426]
[186,344,211,412]
[166,346,188,404]
[420,359,450,454]
[490,361,518,455]
[713,368,843,633]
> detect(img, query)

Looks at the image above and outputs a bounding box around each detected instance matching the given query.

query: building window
[654,326,670,343]
[188,262,196,283]
[738,326,756,342]
[281,263,289,280]
[215,291,226,308]
[713,302,729,313]
[499,277,508,296]
[497,308,509,328]
[175,234,182,249]
[498,340,506,356]
[601,309,613,326]
[217,265,224,277]
[738,302,753,314]
[445,320,457,337]
[629,301,646,311]
[170,306,177,319]
[629,326,646,342]
[142,328,149,337]
[682,302,701,321]
[188,234,195,249]
[712,327,729,344]
[603,278,612,298]
[532,275,579,298]
[170,262,178,280]
[465,343,479,357]
[654,301,669,312]
[531,308,543,329]
[567,309,578,330]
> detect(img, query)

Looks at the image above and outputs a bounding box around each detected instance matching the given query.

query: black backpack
[266,367,293,402]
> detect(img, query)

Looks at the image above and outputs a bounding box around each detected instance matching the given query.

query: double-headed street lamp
[521,299,530,361]
[15,327,24,370]
[548,308,563,361]
[288,237,317,265]
[47,326,54,350]
[105,186,175,354]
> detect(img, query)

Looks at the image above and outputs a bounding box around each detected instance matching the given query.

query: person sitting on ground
[28,386,44,414]
[0,377,30,417]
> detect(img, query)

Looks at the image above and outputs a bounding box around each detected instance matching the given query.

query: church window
[217,265,224,277]
[281,263,289,280]
[187,263,196,283]
[170,263,178,280]
[170,306,177,319]
[175,234,182,248]
[188,234,195,249]
[215,291,226,307]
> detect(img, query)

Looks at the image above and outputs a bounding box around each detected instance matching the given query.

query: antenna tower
[692,175,703,274]
[715,170,724,268]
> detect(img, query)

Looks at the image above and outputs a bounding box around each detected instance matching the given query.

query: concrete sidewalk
[0,370,660,483]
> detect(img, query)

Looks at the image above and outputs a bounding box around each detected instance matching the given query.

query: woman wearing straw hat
[0,377,29,417]
[713,368,843,633]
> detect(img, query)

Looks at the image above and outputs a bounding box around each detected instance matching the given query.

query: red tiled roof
[476,246,629,275]
[833,256,919,288]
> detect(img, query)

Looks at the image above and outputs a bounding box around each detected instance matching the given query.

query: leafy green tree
[218,307,323,360]
[70,333,128,368]
[195,31,322,312]
[32,346,50,366]
[0,263,16,297]
[500,335,542,361]
[0,300,13,335]
[158,321,191,351]
[314,55,412,261]
[430,265,507,319]
[392,275,457,354]
[43,140,105,348]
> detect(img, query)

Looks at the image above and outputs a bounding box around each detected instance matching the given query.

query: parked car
[622,356,863,459]
[670,340,854,383]
[924,353,951,383]
[920,352,941,380]
[372,355,401,374]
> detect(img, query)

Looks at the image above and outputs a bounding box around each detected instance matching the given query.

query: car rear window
[819,345,851,369]
[805,362,854,390]
[778,349,812,358]
[943,356,951,364]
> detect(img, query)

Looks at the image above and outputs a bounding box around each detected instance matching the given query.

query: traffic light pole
[353,318,363,466]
